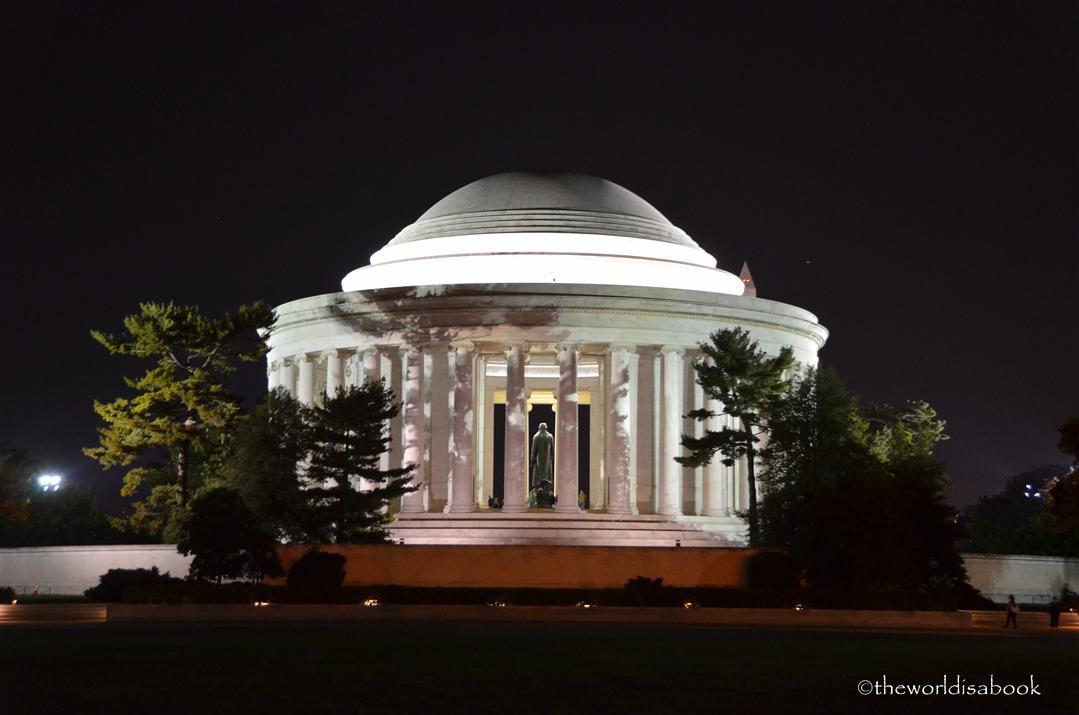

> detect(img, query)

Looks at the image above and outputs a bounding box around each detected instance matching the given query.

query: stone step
[386,526,725,537]
[388,513,747,547]
[390,520,730,533]
[390,535,732,548]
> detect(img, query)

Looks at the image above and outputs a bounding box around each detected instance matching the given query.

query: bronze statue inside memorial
[529,423,555,508]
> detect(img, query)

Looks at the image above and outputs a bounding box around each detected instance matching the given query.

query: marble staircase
[387,511,746,548]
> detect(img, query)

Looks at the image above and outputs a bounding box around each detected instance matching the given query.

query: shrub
[287,550,347,587]
[84,567,184,602]
[624,576,668,606]
[746,550,799,591]
[0,585,14,603]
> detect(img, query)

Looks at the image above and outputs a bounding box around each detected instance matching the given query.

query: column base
[448,504,476,514]
[500,503,528,513]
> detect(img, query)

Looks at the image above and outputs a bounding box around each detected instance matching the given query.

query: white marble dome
[341,172,745,295]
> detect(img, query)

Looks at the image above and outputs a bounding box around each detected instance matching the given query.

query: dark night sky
[1,1,1075,510]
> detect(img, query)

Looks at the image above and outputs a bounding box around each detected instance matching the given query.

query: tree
[0,486,138,548]
[304,382,416,543]
[84,301,274,537]
[964,466,1079,556]
[756,368,869,550]
[221,388,314,541]
[1058,416,1079,465]
[0,446,34,526]
[679,327,794,545]
[1047,417,1079,537]
[177,486,283,582]
[758,370,967,593]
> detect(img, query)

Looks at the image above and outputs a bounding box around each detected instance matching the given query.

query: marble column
[692,375,705,515]
[324,350,346,399]
[449,342,476,513]
[267,361,281,391]
[399,347,426,513]
[702,397,729,516]
[502,343,529,513]
[555,344,580,513]
[658,346,685,515]
[427,344,451,509]
[475,354,489,507]
[606,344,636,515]
[298,355,318,406]
[279,358,297,397]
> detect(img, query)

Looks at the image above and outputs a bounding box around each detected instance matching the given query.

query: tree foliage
[679,327,795,545]
[177,486,283,582]
[1058,416,1079,464]
[0,446,34,526]
[304,382,416,543]
[84,301,274,536]
[0,446,138,547]
[1042,417,1079,538]
[963,466,1079,556]
[220,388,313,541]
[759,368,967,592]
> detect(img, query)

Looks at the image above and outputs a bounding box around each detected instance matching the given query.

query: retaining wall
[272,544,759,588]
[0,545,191,595]
[962,553,1079,604]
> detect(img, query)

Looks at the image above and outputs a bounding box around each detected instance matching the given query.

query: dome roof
[389,172,698,248]
[341,172,745,296]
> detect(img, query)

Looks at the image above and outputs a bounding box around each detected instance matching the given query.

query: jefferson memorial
[265,173,827,547]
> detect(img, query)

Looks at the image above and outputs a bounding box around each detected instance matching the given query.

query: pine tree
[221,388,314,542]
[679,328,794,546]
[304,382,416,543]
[84,301,274,536]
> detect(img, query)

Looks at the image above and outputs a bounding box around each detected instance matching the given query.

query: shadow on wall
[326,284,572,349]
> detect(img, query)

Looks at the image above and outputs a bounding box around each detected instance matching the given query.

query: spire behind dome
[740,261,757,297]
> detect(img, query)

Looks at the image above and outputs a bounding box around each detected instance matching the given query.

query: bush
[0,585,14,603]
[624,576,668,606]
[746,551,799,591]
[84,567,184,602]
[287,550,347,587]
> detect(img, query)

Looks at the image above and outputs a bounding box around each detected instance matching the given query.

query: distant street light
[37,475,62,491]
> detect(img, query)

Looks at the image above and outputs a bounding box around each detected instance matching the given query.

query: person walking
[1003,595,1019,630]
[1047,596,1062,629]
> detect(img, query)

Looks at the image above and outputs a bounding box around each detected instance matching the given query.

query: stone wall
[0,545,191,595]
[272,544,760,589]
[962,553,1079,604]
[5,544,1077,599]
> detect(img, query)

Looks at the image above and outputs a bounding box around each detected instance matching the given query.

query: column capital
[660,345,686,358]
[321,348,353,362]
[450,340,476,354]
[607,343,638,355]
[554,342,581,354]
[300,352,321,363]
[502,342,530,356]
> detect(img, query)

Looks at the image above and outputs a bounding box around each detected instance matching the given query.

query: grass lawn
[1,621,1075,714]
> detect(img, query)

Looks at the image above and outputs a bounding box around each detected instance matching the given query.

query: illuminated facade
[267,173,827,546]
